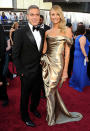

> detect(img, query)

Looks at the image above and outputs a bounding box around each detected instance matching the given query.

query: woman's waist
[41,53,63,65]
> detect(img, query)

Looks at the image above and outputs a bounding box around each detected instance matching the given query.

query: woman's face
[50,9,61,24]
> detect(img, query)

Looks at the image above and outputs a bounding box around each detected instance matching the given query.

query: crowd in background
[0,11,27,24]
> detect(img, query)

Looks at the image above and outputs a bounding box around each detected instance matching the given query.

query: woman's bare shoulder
[10,28,15,32]
[45,29,52,36]
[46,29,52,34]
[65,27,73,39]
[65,26,72,33]
[79,35,86,41]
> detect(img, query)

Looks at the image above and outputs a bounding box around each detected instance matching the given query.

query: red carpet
[0,76,90,131]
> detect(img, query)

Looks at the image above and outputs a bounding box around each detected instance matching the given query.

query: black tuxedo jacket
[87,48,90,78]
[0,24,7,60]
[12,24,44,76]
[87,47,90,79]
[85,29,90,78]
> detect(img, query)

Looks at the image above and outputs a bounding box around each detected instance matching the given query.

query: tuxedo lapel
[25,25,44,53]
[39,28,44,52]
[26,25,38,48]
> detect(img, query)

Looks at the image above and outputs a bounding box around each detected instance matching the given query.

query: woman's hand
[85,56,89,62]
[59,72,68,88]
[61,71,68,81]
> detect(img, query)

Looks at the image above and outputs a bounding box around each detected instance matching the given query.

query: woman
[9,22,19,45]
[69,24,90,92]
[3,22,19,80]
[41,5,82,126]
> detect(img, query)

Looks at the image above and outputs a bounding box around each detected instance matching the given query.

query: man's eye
[30,14,34,16]
[29,14,39,16]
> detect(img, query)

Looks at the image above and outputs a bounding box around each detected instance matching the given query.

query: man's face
[39,17,43,25]
[27,8,40,26]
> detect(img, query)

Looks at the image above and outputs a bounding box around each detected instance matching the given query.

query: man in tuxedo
[12,5,44,127]
[39,15,50,33]
[66,23,75,78]
[88,48,90,79]
[86,27,90,79]
[0,24,9,106]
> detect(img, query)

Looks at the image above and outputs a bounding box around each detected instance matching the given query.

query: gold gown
[41,35,83,126]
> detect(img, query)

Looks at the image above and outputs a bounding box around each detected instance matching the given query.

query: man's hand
[0,82,3,86]
[21,73,24,77]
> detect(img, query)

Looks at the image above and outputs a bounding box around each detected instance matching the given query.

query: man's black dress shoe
[31,110,41,118]
[24,119,36,127]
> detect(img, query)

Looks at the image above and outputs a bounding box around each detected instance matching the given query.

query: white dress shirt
[28,23,41,51]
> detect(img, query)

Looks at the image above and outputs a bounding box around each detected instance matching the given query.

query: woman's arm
[42,31,48,54]
[79,36,89,62]
[62,44,70,80]
[62,27,72,80]
[9,28,14,45]
[6,39,11,51]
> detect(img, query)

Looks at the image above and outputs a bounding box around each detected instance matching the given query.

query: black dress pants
[0,59,8,101]
[20,71,42,120]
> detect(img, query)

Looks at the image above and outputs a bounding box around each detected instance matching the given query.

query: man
[1,12,8,24]
[85,27,90,79]
[87,47,90,79]
[0,24,9,106]
[39,15,50,33]
[66,23,74,78]
[12,5,44,127]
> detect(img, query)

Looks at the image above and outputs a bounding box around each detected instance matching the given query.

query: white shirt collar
[28,23,41,51]
[28,23,40,32]
[28,23,33,31]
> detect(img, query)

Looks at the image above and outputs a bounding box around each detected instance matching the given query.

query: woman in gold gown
[41,5,83,126]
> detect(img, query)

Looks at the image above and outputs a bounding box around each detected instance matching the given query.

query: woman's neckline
[46,35,70,40]
[47,35,65,38]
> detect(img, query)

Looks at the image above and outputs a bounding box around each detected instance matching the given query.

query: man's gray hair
[27,5,40,14]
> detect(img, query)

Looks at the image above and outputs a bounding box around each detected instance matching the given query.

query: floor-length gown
[41,35,83,126]
[69,35,90,92]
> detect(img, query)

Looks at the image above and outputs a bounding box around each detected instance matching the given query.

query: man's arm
[12,29,25,75]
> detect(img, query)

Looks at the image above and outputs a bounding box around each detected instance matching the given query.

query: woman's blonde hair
[12,22,19,29]
[50,5,66,32]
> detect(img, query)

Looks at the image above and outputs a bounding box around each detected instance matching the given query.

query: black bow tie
[33,26,40,31]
